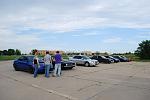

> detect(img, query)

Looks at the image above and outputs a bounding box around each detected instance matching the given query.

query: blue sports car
[13,55,76,73]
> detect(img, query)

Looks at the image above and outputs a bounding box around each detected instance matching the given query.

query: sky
[0,0,150,54]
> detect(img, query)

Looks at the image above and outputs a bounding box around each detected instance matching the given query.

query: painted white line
[31,84,77,100]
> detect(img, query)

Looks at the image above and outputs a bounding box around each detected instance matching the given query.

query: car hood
[61,60,75,64]
[87,59,98,62]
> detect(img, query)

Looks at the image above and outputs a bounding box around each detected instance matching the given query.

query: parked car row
[69,55,129,67]
[13,55,130,74]
[90,55,129,64]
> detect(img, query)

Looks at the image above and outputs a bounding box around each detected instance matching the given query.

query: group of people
[33,50,62,78]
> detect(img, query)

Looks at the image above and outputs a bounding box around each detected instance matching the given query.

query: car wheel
[85,62,90,67]
[29,67,34,74]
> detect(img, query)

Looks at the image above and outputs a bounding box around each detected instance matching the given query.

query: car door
[17,56,30,71]
[79,56,85,65]
[98,56,103,62]
[73,56,82,64]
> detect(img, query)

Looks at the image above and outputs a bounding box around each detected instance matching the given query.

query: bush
[135,40,150,59]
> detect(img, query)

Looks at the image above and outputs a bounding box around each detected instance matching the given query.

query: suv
[70,55,99,67]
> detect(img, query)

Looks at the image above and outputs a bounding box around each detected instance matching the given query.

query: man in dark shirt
[53,51,62,77]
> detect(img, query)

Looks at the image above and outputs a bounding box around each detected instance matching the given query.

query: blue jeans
[45,64,50,77]
[34,64,38,78]
[54,63,61,76]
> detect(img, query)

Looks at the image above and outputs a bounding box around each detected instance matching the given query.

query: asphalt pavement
[0,61,150,100]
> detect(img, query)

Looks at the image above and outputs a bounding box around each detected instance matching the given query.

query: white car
[70,55,99,67]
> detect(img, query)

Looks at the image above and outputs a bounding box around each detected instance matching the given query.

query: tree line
[0,49,21,55]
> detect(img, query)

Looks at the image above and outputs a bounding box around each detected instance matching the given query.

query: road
[0,61,150,100]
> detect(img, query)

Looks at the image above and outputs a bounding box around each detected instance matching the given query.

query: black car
[90,56,114,64]
[112,55,129,62]
[13,55,76,74]
[105,56,120,63]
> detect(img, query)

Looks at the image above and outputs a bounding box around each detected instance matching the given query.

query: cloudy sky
[0,0,150,53]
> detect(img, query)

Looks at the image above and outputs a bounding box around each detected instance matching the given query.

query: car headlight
[90,61,95,64]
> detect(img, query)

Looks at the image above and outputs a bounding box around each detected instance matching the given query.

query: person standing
[33,50,39,78]
[53,51,62,77]
[44,51,52,78]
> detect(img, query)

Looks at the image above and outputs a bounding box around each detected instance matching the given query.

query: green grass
[0,55,21,61]
[123,54,150,62]
[123,54,140,61]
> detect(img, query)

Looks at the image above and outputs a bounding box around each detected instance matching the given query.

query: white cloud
[1,0,150,33]
[103,37,122,43]
[83,32,100,36]
[72,34,81,37]
[0,29,41,53]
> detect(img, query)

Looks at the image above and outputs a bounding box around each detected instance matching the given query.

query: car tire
[85,62,90,67]
[29,67,34,74]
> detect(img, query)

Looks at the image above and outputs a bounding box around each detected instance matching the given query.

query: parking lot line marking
[31,84,77,100]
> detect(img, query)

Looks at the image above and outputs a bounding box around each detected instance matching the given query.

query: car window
[73,56,81,59]
[18,56,28,61]
[109,56,113,58]
[82,56,90,59]
[98,56,102,58]
[27,56,34,61]
[18,56,24,61]
[101,56,106,59]
[92,56,97,59]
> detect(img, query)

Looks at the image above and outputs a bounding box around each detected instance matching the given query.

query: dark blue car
[13,55,76,73]
[112,55,129,62]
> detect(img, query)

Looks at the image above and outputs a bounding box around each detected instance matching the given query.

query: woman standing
[33,50,39,78]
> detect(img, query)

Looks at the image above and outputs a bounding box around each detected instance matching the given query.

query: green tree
[8,49,15,55]
[15,49,21,55]
[3,50,8,55]
[135,40,150,59]
[0,50,2,55]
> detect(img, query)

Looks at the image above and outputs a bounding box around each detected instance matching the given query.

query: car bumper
[62,63,76,68]
[89,62,99,66]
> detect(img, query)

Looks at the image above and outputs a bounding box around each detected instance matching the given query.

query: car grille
[66,63,75,66]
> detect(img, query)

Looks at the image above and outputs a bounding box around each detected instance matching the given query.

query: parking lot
[0,61,150,100]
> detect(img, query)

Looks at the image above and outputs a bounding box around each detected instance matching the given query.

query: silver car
[70,55,99,67]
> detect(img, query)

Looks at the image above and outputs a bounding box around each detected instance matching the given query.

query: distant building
[38,50,65,55]
[81,51,93,56]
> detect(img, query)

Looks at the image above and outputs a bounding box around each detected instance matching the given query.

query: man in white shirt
[44,51,52,78]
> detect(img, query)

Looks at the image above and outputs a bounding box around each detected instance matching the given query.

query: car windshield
[27,56,34,61]
[109,56,114,58]
[82,56,90,59]
[121,56,126,58]
[101,56,106,58]
[27,56,44,62]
